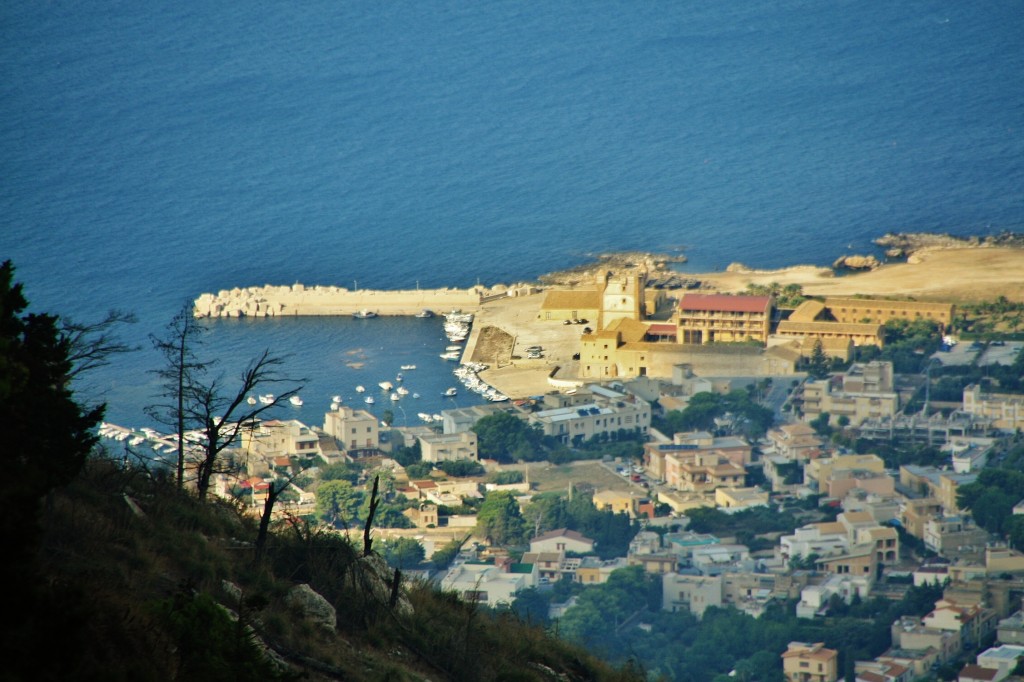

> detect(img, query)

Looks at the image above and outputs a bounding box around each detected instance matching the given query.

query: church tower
[597,270,646,329]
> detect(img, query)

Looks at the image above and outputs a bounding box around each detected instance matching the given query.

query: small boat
[396,372,404,382]
[378,380,393,391]
[258,394,275,405]
[355,385,366,393]
[440,352,459,361]
[443,387,457,397]
[332,395,342,403]
[416,309,435,318]
[396,386,409,395]
[400,364,417,370]
[289,395,303,406]
[364,396,375,404]
[446,345,462,351]
[412,392,420,399]
[390,393,401,402]
[247,395,257,405]
[353,309,378,319]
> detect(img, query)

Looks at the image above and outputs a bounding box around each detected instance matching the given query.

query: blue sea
[2,1,1022,429]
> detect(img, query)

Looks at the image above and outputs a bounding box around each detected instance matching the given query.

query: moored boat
[352,309,378,319]
[289,395,303,406]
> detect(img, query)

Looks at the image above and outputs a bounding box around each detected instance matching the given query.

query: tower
[597,271,646,329]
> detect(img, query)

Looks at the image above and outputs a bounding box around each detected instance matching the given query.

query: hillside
[14,458,642,681]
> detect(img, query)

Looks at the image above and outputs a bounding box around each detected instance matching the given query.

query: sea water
[1,0,1022,427]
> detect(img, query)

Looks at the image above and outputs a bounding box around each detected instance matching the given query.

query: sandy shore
[691,247,1024,302]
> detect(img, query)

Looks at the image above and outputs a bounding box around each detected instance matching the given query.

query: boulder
[286,583,337,632]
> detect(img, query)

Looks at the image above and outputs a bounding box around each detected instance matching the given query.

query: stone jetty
[193,282,540,318]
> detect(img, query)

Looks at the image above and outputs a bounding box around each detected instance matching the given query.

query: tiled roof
[679,294,771,313]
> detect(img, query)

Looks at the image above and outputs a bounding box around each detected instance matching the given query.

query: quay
[193,282,538,319]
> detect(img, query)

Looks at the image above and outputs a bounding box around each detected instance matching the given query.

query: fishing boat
[289,395,303,406]
[390,393,401,402]
[352,309,378,319]
[247,395,257,405]
[378,380,393,391]
[443,387,457,397]
[364,396,375,404]
[396,386,409,396]
[355,385,366,393]
[332,395,342,403]
[258,394,274,405]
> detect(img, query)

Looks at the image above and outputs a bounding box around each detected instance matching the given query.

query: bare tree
[187,350,303,501]
[62,309,139,379]
[147,303,208,489]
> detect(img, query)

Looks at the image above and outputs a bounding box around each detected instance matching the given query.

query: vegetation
[744,282,807,309]
[654,390,775,439]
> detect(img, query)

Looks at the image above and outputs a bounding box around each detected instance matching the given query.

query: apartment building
[782,642,839,682]
[963,385,1024,432]
[418,430,478,463]
[529,385,650,444]
[801,361,899,426]
[323,405,379,453]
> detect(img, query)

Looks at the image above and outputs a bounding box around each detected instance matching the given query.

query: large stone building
[676,294,773,345]
[418,431,478,463]
[824,297,954,329]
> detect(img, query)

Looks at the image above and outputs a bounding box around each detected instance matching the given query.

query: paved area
[466,293,587,399]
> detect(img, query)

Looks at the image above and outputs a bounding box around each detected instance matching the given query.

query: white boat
[412,393,420,399]
[353,309,378,319]
[396,386,409,395]
[246,395,257,405]
[400,364,417,370]
[289,395,303,406]
[258,394,274,404]
[355,385,366,393]
[432,413,442,421]
[378,380,393,391]
[443,387,457,397]
[390,393,401,402]
[417,412,430,421]
[395,372,404,382]
[416,309,434,318]
[446,345,462,351]
[332,395,342,403]
[440,352,459,361]
[364,396,375,404]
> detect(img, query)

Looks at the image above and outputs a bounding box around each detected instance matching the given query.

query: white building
[418,431,478,463]
[440,563,533,608]
[323,405,379,453]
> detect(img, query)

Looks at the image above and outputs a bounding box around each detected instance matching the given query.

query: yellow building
[782,642,839,682]
[776,319,885,348]
[676,293,773,345]
[824,297,954,329]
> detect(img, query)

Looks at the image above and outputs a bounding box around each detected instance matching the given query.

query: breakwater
[193,282,539,318]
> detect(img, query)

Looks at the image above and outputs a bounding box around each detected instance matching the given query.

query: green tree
[381,537,425,569]
[437,459,485,477]
[807,339,831,379]
[472,412,542,463]
[1,260,105,572]
[316,479,364,528]
[476,490,527,546]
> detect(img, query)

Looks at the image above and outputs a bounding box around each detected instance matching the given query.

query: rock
[832,254,879,270]
[354,554,414,617]
[221,580,242,604]
[286,583,337,632]
[725,262,752,273]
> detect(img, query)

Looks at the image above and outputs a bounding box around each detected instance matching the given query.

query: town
[108,264,1024,681]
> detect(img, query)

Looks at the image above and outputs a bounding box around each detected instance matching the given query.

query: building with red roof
[677,294,773,345]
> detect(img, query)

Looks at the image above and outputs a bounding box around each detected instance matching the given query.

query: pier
[193,282,538,318]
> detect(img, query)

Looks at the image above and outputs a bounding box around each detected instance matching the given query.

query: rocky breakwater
[193,282,539,319]
[874,231,1024,260]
